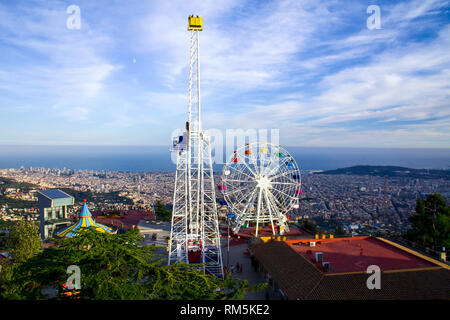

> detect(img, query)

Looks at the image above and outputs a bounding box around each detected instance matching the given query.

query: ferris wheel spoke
[271,181,299,186]
[281,176,301,186]
[229,189,253,206]
[225,183,254,206]
[269,186,298,203]
[229,161,256,178]
[258,152,270,175]
[224,179,254,184]
[241,156,258,177]
[224,184,252,197]
[266,189,288,214]
[266,157,291,178]
[228,166,255,181]
[253,155,261,175]
[269,187,295,203]
[263,189,276,234]
[266,188,284,207]
[270,168,300,181]
[226,165,253,178]
[232,184,258,209]
[257,153,266,176]
[233,188,258,231]
[262,152,278,176]
[255,188,263,235]
[266,191,291,232]
[271,175,301,186]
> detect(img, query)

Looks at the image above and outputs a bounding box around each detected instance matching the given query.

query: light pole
[227,215,230,272]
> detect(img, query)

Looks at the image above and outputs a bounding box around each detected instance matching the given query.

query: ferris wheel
[220,142,302,237]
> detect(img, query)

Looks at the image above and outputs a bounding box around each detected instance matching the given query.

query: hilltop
[316,165,450,180]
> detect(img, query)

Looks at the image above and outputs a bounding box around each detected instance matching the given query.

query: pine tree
[406,193,450,249]
[0,228,265,300]
[155,200,171,221]
[6,220,42,264]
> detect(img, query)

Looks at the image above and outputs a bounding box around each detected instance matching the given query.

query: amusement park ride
[168,16,302,277]
[168,15,224,278]
[220,142,301,237]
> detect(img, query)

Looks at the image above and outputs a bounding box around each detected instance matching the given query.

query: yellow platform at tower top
[188,15,203,31]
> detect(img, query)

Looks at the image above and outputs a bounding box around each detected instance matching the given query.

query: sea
[0,145,449,172]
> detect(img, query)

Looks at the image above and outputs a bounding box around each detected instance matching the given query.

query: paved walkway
[221,240,272,300]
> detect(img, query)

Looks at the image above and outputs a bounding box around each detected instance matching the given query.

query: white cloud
[0,0,448,147]
[384,0,449,24]
[138,0,340,92]
[201,22,450,147]
[0,3,120,117]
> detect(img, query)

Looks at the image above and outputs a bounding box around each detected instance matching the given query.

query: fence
[385,236,448,263]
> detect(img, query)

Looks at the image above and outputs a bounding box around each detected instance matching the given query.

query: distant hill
[316,165,450,180]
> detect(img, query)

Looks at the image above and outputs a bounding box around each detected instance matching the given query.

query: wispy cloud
[0,0,448,147]
[0,2,120,121]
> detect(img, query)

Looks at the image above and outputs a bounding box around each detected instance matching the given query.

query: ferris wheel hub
[256,176,271,190]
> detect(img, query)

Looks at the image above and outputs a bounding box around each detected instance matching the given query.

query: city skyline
[0,0,449,148]
[2,165,449,235]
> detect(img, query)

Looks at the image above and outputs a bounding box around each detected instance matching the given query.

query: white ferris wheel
[220,142,302,237]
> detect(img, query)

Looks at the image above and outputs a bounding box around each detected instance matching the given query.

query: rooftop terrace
[286,236,439,274]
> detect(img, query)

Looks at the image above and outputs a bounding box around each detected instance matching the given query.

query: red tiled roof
[250,237,450,300]
[251,241,323,299]
[307,268,450,300]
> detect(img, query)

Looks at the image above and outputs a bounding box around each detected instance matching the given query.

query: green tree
[302,219,317,234]
[334,225,346,236]
[6,220,42,264]
[0,228,265,300]
[405,193,450,249]
[155,200,171,221]
[0,221,12,249]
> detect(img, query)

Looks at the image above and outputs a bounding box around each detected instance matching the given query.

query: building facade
[37,189,74,240]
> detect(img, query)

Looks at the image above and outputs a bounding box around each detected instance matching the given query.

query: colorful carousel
[55,200,116,238]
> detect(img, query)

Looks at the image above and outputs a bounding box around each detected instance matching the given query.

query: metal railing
[384,236,448,263]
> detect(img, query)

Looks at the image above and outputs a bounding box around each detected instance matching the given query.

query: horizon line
[1,144,450,150]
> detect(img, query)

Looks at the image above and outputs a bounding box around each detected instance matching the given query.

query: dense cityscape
[2,166,449,236]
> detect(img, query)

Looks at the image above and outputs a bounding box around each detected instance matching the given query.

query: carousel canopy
[55,200,116,238]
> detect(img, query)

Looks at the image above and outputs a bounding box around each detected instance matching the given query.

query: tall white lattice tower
[168,15,224,278]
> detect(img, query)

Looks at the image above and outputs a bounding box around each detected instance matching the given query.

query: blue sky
[0,0,449,147]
